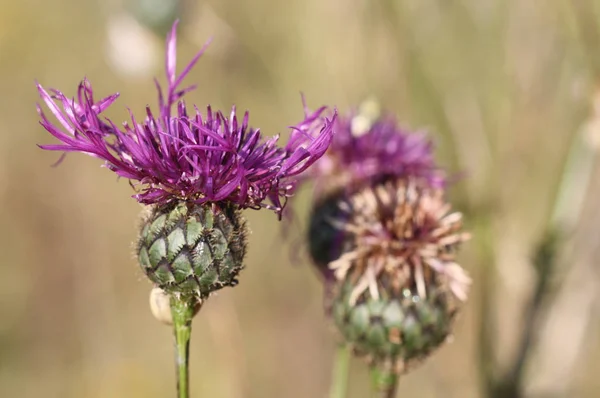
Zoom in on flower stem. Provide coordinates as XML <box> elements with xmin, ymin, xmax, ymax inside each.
<box><xmin>170</xmin><ymin>296</ymin><xmax>198</xmax><ymax>398</ymax></box>
<box><xmin>370</xmin><ymin>366</ymin><xmax>399</xmax><ymax>398</ymax></box>
<box><xmin>329</xmin><ymin>344</ymin><xmax>351</xmax><ymax>398</ymax></box>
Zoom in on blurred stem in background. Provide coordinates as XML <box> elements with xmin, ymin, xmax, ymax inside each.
<box><xmin>483</xmin><ymin>1</ymin><xmax>600</xmax><ymax>395</ymax></box>
<box><xmin>486</xmin><ymin>230</ymin><xmax>559</xmax><ymax>398</ymax></box>
<box><xmin>329</xmin><ymin>345</ymin><xmax>351</xmax><ymax>398</ymax></box>
<box><xmin>487</xmin><ymin>88</ymin><xmax>599</xmax><ymax>398</ymax></box>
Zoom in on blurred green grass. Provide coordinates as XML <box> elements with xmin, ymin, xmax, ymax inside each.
<box><xmin>0</xmin><ymin>0</ymin><xmax>599</xmax><ymax>397</ymax></box>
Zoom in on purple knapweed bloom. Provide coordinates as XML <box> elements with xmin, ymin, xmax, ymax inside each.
<box><xmin>36</xmin><ymin>21</ymin><xmax>335</xmax><ymax>217</ymax></box>
<box><xmin>306</xmin><ymin>106</ymin><xmax>443</xmax><ymax>198</ymax></box>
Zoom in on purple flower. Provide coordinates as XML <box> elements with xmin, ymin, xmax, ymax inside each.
<box><xmin>36</xmin><ymin>21</ymin><xmax>335</xmax><ymax>216</ymax></box>
<box><xmin>307</xmin><ymin>108</ymin><xmax>443</xmax><ymax>197</ymax></box>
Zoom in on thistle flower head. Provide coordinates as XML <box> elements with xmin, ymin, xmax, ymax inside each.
<box><xmin>37</xmin><ymin>21</ymin><xmax>335</xmax><ymax>299</ymax></box>
<box><xmin>37</xmin><ymin>21</ymin><xmax>335</xmax><ymax>217</ymax></box>
<box><xmin>308</xmin><ymin>102</ymin><xmax>443</xmax><ymax>198</ymax></box>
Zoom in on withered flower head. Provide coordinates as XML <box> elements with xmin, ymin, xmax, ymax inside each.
<box><xmin>329</xmin><ymin>179</ymin><xmax>470</xmax><ymax>371</ymax></box>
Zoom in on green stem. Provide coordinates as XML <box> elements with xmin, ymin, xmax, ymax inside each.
<box><xmin>170</xmin><ymin>296</ymin><xmax>198</xmax><ymax>398</ymax></box>
<box><xmin>329</xmin><ymin>344</ymin><xmax>351</xmax><ymax>398</ymax></box>
<box><xmin>370</xmin><ymin>366</ymin><xmax>399</xmax><ymax>398</ymax></box>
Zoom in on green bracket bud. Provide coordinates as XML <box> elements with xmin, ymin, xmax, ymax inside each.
<box><xmin>137</xmin><ymin>201</ymin><xmax>247</xmax><ymax>298</ymax></box>
<box><xmin>332</xmin><ymin>276</ymin><xmax>457</xmax><ymax>372</ymax></box>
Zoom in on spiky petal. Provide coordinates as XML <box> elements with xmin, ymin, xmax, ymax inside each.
<box><xmin>36</xmin><ymin>21</ymin><xmax>335</xmax><ymax>216</ymax></box>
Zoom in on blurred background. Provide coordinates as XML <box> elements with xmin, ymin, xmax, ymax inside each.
<box><xmin>1</xmin><ymin>0</ymin><xmax>599</xmax><ymax>397</ymax></box>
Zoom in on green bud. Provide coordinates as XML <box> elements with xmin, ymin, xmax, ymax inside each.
<box><xmin>332</xmin><ymin>276</ymin><xmax>457</xmax><ymax>370</ymax></box>
<box><xmin>137</xmin><ymin>201</ymin><xmax>247</xmax><ymax>298</ymax></box>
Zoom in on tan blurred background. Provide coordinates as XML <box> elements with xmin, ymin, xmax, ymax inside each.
<box><xmin>1</xmin><ymin>0</ymin><xmax>600</xmax><ymax>397</ymax></box>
